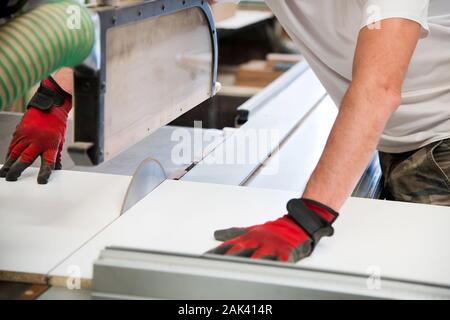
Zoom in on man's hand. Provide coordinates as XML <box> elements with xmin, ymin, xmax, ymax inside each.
<box><xmin>208</xmin><ymin>199</ymin><xmax>338</xmax><ymax>262</ymax></box>
<box><xmin>0</xmin><ymin>77</ymin><xmax>71</xmax><ymax>184</ymax></box>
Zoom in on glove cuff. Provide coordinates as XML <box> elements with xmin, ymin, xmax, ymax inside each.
<box><xmin>302</xmin><ymin>198</ymin><xmax>339</xmax><ymax>223</ymax></box>
<box><xmin>27</xmin><ymin>76</ymin><xmax>71</xmax><ymax>112</ymax></box>
<box><xmin>286</xmin><ymin>198</ymin><xmax>339</xmax><ymax>244</ymax></box>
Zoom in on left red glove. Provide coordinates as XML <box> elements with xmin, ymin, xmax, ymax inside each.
<box><xmin>0</xmin><ymin>76</ymin><xmax>71</xmax><ymax>184</ymax></box>
<box><xmin>208</xmin><ymin>198</ymin><xmax>338</xmax><ymax>262</ymax></box>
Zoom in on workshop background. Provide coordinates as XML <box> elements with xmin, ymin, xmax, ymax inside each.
<box><xmin>1</xmin><ymin>0</ymin><xmax>448</xmax><ymax>301</ymax></box>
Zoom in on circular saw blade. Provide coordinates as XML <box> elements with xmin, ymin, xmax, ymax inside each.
<box><xmin>121</xmin><ymin>158</ymin><xmax>166</xmax><ymax>215</ymax></box>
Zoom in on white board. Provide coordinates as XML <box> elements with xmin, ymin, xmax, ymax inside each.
<box><xmin>0</xmin><ymin>168</ymin><xmax>131</xmax><ymax>278</ymax></box>
<box><xmin>51</xmin><ymin>180</ymin><xmax>450</xmax><ymax>288</ymax></box>
<box><xmin>182</xmin><ymin>68</ymin><xmax>326</xmax><ymax>185</ymax></box>
<box><xmin>246</xmin><ymin>95</ymin><xmax>337</xmax><ymax>192</ymax></box>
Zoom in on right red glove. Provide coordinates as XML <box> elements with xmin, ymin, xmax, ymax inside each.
<box><xmin>0</xmin><ymin>77</ymin><xmax>71</xmax><ymax>184</ymax></box>
<box><xmin>208</xmin><ymin>198</ymin><xmax>339</xmax><ymax>262</ymax></box>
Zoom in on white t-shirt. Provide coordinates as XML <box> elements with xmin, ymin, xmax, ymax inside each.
<box><xmin>220</xmin><ymin>0</ymin><xmax>450</xmax><ymax>153</ymax></box>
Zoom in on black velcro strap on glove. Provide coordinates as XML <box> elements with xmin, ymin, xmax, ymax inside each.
<box><xmin>27</xmin><ymin>77</ymin><xmax>68</xmax><ymax>111</ymax></box>
<box><xmin>286</xmin><ymin>198</ymin><xmax>336</xmax><ymax>244</ymax></box>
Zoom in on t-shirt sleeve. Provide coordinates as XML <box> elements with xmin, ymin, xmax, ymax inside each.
<box><xmin>361</xmin><ymin>0</ymin><xmax>430</xmax><ymax>38</ymax></box>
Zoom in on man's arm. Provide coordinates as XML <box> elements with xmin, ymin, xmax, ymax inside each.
<box><xmin>53</xmin><ymin>68</ymin><xmax>74</xmax><ymax>95</ymax></box>
<box><xmin>208</xmin><ymin>18</ymin><xmax>423</xmax><ymax>263</ymax></box>
<box><xmin>302</xmin><ymin>18</ymin><xmax>422</xmax><ymax>211</ymax></box>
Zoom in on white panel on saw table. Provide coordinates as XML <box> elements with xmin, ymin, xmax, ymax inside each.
<box><xmin>0</xmin><ymin>168</ymin><xmax>131</xmax><ymax>276</ymax></box>
<box><xmin>246</xmin><ymin>95</ymin><xmax>337</xmax><ymax>192</ymax></box>
<box><xmin>182</xmin><ymin>68</ymin><xmax>327</xmax><ymax>186</ymax></box>
<box><xmin>50</xmin><ymin>180</ymin><xmax>296</xmax><ymax>280</ymax></box>
<box><xmin>52</xmin><ymin>180</ymin><xmax>450</xmax><ymax>288</ymax></box>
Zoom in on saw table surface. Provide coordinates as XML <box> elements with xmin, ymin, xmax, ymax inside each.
<box><xmin>1</xmin><ymin>170</ymin><xmax>449</xmax><ymax>288</ymax></box>
<box><xmin>0</xmin><ymin>168</ymin><xmax>130</xmax><ymax>280</ymax></box>
<box><xmin>50</xmin><ymin>179</ymin><xmax>450</xmax><ymax>288</ymax></box>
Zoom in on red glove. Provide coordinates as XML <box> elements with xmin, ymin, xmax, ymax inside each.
<box><xmin>208</xmin><ymin>198</ymin><xmax>338</xmax><ymax>262</ymax></box>
<box><xmin>0</xmin><ymin>77</ymin><xmax>71</xmax><ymax>184</ymax></box>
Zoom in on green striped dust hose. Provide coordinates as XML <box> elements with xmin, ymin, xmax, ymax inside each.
<box><xmin>0</xmin><ymin>0</ymin><xmax>95</xmax><ymax>110</ymax></box>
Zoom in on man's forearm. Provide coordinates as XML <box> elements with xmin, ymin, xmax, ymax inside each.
<box><xmin>53</xmin><ymin>68</ymin><xmax>73</xmax><ymax>95</ymax></box>
<box><xmin>302</xmin><ymin>84</ymin><xmax>400</xmax><ymax>211</ymax></box>
<box><xmin>302</xmin><ymin>18</ymin><xmax>420</xmax><ymax>212</ymax></box>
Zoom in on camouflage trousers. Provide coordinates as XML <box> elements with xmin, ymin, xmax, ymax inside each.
<box><xmin>379</xmin><ymin>138</ymin><xmax>450</xmax><ymax>206</ymax></box>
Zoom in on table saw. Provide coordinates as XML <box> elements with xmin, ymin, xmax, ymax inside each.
<box><xmin>0</xmin><ymin>0</ymin><xmax>449</xmax><ymax>300</ymax></box>
<box><xmin>1</xmin><ymin>168</ymin><xmax>450</xmax><ymax>299</ymax></box>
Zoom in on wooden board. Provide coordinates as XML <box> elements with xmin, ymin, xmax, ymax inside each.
<box><xmin>0</xmin><ymin>168</ymin><xmax>131</xmax><ymax>282</ymax></box>
<box><xmin>0</xmin><ymin>281</ymin><xmax>48</xmax><ymax>300</ymax></box>
<box><xmin>266</xmin><ymin>53</ymin><xmax>303</xmax><ymax>69</ymax></box>
<box><xmin>235</xmin><ymin>60</ymin><xmax>284</xmax><ymax>88</ymax></box>
<box><xmin>211</xmin><ymin>3</ymin><xmax>238</xmax><ymax>22</ymax></box>
<box><xmin>51</xmin><ymin>180</ymin><xmax>450</xmax><ymax>288</ymax></box>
